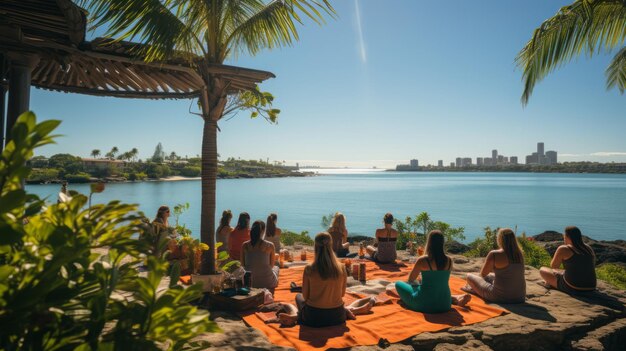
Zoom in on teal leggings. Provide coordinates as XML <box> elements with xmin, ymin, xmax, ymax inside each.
<box><xmin>395</xmin><ymin>281</ymin><xmax>451</xmax><ymax>313</ymax></box>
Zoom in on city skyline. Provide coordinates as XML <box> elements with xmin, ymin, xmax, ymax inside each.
<box><xmin>31</xmin><ymin>0</ymin><xmax>625</xmax><ymax>169</ymax></box>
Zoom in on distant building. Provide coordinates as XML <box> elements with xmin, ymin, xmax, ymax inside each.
<box><xmin>546</xmin><ymin>151</ymin><xmax>557</xmax><ymax>165</ymax></box>
<box><xmin>476</xmin><ymin>157</ymin><xmax>483</xmax><ymax>166</ymax></box>
<box><xmin>492</xmin><ymin>149</ymin><xmax>498</xmax><ymax>164</ymax></box>
<box><xmin>484</xmin><ymin>158</ymin><xmax>492</xmax><ymax>166</ymax></box>
<box><xmin>462</xmin><ymin>157</ymin><xmax>472</xmax><ymax>167</ymax></box>
<box><xmin>504</xmin><ymin>156</ymin><xmax>509</xmax><ymax>164</ymax></box>
<box><xmin>497</xmin><ymin>155</ymin><xmax>504</xmax><ymax>165</ymax></box>
<box><xmin>410</xmin><ymin>159</ymin><xmax>419</xmax><ymax>168</ymax></box>
<box><xmin>450</xmin><ymin>162</ymin><xmax>455</xmax><ymax>168</ymax></box>
<box><xmin>438</xmin><ymin>160</ymin><xmax>443</xmax><ymax>167</ymax></box>
<box><xmin>510</xmin><ymin>156</ymin><xmax>518</xmax><ymax>164</ymax></box>
<box><xmin>456</xmin><ymin>157</ymin><xmax>462</xmax><ymax>167</ymax></box>
<box><xmin>538</xmin><ymin>142</ymin><xmax>545</xmax><ymax>157</ymax></box>
<box><xmin>526</xmin><ymin>152</ymin><xmax>538</xmax><ymax>165</ymax></box>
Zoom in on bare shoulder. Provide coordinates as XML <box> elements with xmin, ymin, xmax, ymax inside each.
<box><xmin>415</xmin><ymin>255</ymin><xmax>429</xmax><ymax>269</ymax></box>
<box><xmin>276</xmin><ymin>228</ymin><xmax>282</xmax><ymax>235</ymax></box>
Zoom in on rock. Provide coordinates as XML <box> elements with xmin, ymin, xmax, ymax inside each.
<box><xmin>447</xmin><ymin>240</ymin><xmax>470</xmax><ymax>254</ymax></box>
<box><xmin>532</xmin><ymin>233</ymin><xmax>626</xmax><ymax>265</ymax></box>
<box><xmin>348</xmin><ymin>235</ymin><xmax>376</xmax><ymax>246</ymax></box>
<box><xmin>533</xmin><ymin>231</ymin><xmax>564</xmax><ymax>242</ymax></box>
<box><xmin>185</xmin><ymin>249</ymin><xmax>626</xmax><ymax>351</ymax></box>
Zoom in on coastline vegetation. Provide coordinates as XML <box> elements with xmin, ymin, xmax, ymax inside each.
<box><xmin>26</xmin><ymin>148</ymin><xmax>306</xmax><ymax>184</ymax></box>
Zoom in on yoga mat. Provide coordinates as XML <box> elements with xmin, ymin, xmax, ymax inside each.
<box><xmin>242</xmin><ymin>259</ymin><xmax>507</xmax><ymax>351</ymax></box>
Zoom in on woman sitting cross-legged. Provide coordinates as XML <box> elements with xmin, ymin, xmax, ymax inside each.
<box><xmin>463</xmin><ymin>228</ymin><xmax>526</xmax><ymax>303</ymax></box>
<box><xmin>366</xmin><ymin>212</ymin><xmax>398</xmax><ymax>263</ymax></box>
<box><xmin>241</xmin><ymin>220</ymin><xmax>279</xmax><ymax>290</ymax></box>
<box><xmin>395</xmin><ymin>230</ymin><xmax>471</xmax><ymax>313</ymax></box>
<box><xmin>264</xmin><ymin>213</ymin><xmax>283</xmax><ymax>253</ymax></box>
<box><xmin>539</xmin><ymin>226</ymin><xmax>596</xmax><ymax>294</ymax></box>
<box><xmin>273</xmin><ymin>232</ymin><xmax>375</xmax><ymax>327</ymax></box>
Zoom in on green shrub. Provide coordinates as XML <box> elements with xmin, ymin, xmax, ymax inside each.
<box><xmin>394</xmin><ymin>212</ymin><xmax>464</xmax><ymax>250</ymax></box>
<box><xmin>517</xmin><ymin>235</ymin><xmax>552</xmax><ymax>268</ymax></box>
<box><xmin>280</xmin><ymin>230</ymin><xmax>313</xmax><ymax>246</ymax></box>
<box><xmin>596</xmin><ymin>263</ymin><xmax>626</xmax><ymax>290</ymax></box>
<box><xmin>64</xmin><ymin>172</ymin><xmax>91</xmax><ymax>183</ymax></box>
<box><xmin>26</xmin><ymin>167</ymin><xmax>60</xmax><ymax>183</ymax></box>
<box><xmin>181</xmin><ymin>166</ymin><xmax>201</xmax><ymax>177</ymax></box>
<box><xmin>0</xmin><ymin>112</ymin><xmax>216</xmax><ymax>350</ymax></box>
<box><xmin>465</xmin><ymin>226</ymin><xmax>499</xmax><ymax>257</ymax></box>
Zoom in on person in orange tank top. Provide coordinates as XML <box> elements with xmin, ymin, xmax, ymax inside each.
<box><xmin>228</xmin><ymin>212</ymin><xmax>251</xmax><ymax>261</ymax></box>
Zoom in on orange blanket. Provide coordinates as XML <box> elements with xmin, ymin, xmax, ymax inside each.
<box><xmin>242</xmin><ymin>258</ymin><xmax>507</xmax><ymax>351</ymax></box>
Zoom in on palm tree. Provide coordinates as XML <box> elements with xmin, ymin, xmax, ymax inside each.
<box><xmin>91</xmin><ymin>149</ymin><xmax>100</xmax><ymax>159</ymax></box>
<box><xmin>130</xmin><ymin>148</ymin><xmax>138</xmax><ymax>162</ymax></box>
<box><xmin>517</xmin><ymin>0</ymin><xmax>626</xmax><ymax>105</ymax></box>
<box><xmin>109</xmin><ymin>146</ymin><xmax>119</xmax><ymax>160</ymax></box>
<box><xmin>79</xmin><ymin>0</ymin><xmax>335</xmax><ymax>274</ymax></box>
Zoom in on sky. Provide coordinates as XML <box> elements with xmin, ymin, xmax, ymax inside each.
<box><xmin>30</xmin><ymin>0</ymin><xmax>626</xmax><ymax>168</ymax></box>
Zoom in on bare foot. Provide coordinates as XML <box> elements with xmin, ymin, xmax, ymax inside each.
<box><xmin>460</xmin><ymin>284</ymin><xmax>474</xmax><ymax>294</ymax></box>
<box><xmin>278</xmin><ymin>313</ymin><xmax>298</xmax><ymax>327</ymax></box>
<box><xmin>456</xmin><ymin>293</ymin><xmax>472</xmax><ymax>307</ymax></box>
<box><xmin>346</xmin><ymin>308</ymin><xmax>356</xmax><ymax>320</ymax></box>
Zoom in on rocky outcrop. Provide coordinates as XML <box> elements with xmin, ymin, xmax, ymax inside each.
<box><xmin>189</xmin><ymin>247</ymin><xmax>626</xmax><ymax>351</ymax></box>
<box><xmin>532</xmin><ymin>231</ymin><xmax>626</xmax><ymax>266</ymax></box>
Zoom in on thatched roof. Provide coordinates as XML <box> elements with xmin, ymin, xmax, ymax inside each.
<box><xmin>0</xmin><ymin>0</ymin><xmax>274</xmax><ymax>99</ymax></box>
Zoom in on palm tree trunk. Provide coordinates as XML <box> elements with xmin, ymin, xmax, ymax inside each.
<box><xmin>200</xmin><ymin>117</ymin><xmax>218</xmax><ymax>274</ymax></box>
<box><xmin>199</xmin><ymin>75</ymin><xmax>227</xmax><ymax>275</ymax></box>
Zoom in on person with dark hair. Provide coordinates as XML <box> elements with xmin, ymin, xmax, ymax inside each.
<box><xmin>463</xmin><ymin>228</ymin><xmax>526</xmax><ymax>303</ymax></box>
<box><xmin>271</xmin><ymin>232</ymin><xmax>375</xmax><ymax>327</ymax></box>
<box><xmin>242</xmin><ymin>221</ymin><xmax>279</xmax><ymax>290</ymax></box>
<box><xmin>153</xmin><ymin>205</ymin><xmax>170</xmax><ymax>227</ymax></box>
<box><xmin>539</xmin><ymin>226</ymin><xmax>596</xmax><ymax>294</ymax></box>
<box><xmin>265</xmin><ymin>213</ymin><xmax>283</xmax><ymax>252</ymax></box>
<box><xmin>366</xmin><ymin>213</ymin><xmax>398</xmax><ymax>263</ymax></box>
<box><xmin>228</xmin><ymin>212</ymin><xmax>251</xmax><ymax>261</ymax></box>
<box><xmin>395</xmin><ymin>230</ymin><xmax>471</xmax><ymax>313</ymax></box>
<box><xmin>216</xmin><ymin>210</ymin><xmax>234</xmax><ymax>253</ymax></box>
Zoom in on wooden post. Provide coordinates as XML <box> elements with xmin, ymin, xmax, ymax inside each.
<box><xmin>5</xmin><ymin>53</ymin><xmax>39</xmax><ymax>145</ymax></box>
<box><xmin>0</xmin><ymin>54</ymin><xmax>7</xmax><ymax>151</ymax></box>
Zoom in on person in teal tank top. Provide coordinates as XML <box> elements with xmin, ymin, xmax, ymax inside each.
<box><xmin>395</xmin><ymin>230</ymin><xmax>471</xmax><ymax>313</ymax></box>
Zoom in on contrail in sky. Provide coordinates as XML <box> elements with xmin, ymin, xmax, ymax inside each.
<box><xmin>354</xmin><ymin>0</ymin><xmax>367</xmax><ymax>63</ymax></box>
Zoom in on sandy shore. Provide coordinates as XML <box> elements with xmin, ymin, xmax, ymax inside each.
<box><xmin>157</xmin><ymin>176</ymin><xmax>201</xmax><ymax>182</ymax></box>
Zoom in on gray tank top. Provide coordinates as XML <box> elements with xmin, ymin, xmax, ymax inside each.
<box><xmin>244</xmin><ymin>243</ymin><xmax>278</xmax><ymax>289</ymax></box>
<box><xmin>492</xmin><ymin>262</ymin><xmax>526</xmax><ymax>301</ymax></box>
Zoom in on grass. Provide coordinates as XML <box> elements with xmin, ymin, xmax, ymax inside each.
<box><xmin>596</xmin><ymin>263</ymin><xmax>626</xmax><ymax>290</ymax></box>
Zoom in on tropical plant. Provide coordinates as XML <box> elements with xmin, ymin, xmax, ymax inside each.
<box><xmin>517</xmin><ymin>232</ymin><xmax>552</xmax><ymax>269</ymax></box>
<box><xmin>394</xmin><ymin>212</ymin><xmax>466</xmax><ymax>250</ymax></box>
<box><xmin>517</xmin><ymin>0</ymin><xmax>626</xmax><ymax>104</ymax></box>
<box><xmin>465</xmin><ymin>226</ymin><xmax>499</xmax><ymax>258</ymax></box>
<box><xmin>280</xmin><ymin>230</ymin><xmax>314</xmax><ymax>246</ymax></box>
<box><xmin>78</xmin><ymin>0</ymin><xmax>335</xmax><ymax>274</ymax></box>
<box><xmin>91</xmin><ymin>148</ymin><xmax>101</xmax><ymax>158</ymax></box>
<box><xmin>320</xmin><ymin>212</ymin><xmax>335</xmax><ymax>229</ymax></box>
<box><xmin>596</xmin><ymin>263</ymin><xmax>626</xmax><ymax>289</ymax></box>
<box><xmin>151</xmin><ymin>142</ymin><xmax>165</xmax><ymax>163</ymax></box>
<box><xmin>0</xmin><ymin>112</ymin><xmax>217</xmax><ymax>350</ymax></box>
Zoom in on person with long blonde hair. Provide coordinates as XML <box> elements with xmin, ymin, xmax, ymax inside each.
<box><xmin>395</xmin><ymin>230</ymin><xmax>471</xmax><ymax>313</ymax></box>
<box><xmin>539</xmin><ymin>226</ymin><xmax>596</xmax><ymax>294</ymax></box>
<box><xmin>216</xmin><ymin>210</ymin><xmax>233</xmax><ymax>253</ymax></box>
<box><xmin>271</xmin><ymin>232</ymin><xmax>374</xmax><ymax>327</ymax></box>
<box><xmin>463</xmin><ymin>228</ymin><xmax>526</xmax><ymax>303</ymax></box>
<box><xmin>328</xmin><ymin>212</ymin><xmax>350</xmax><ymax>257</ymax></box>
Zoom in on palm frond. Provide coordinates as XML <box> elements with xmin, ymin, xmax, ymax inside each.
<box><xmin>516</xmin><ymin>0</ymin><xmax>626</xmax><ymax>105</ymax></box>
<box><xmin>224</xmin><ymin>0</ymin><xmax>336</xmax><ymax>60</ymax></box>
<box><xmin>606</xmin><ymin>46</ymin><xmax>626</xmax><ymax>92</ymax></box>
<box><xmin>76</xmin><ymin>0</ymin><xmax>205</xmax><ymax>62</ymax></box>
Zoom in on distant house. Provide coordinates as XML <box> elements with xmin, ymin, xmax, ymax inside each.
<box><xmin>81</xmin><ymin>158</ymin><xmax>125</xmax><ymax>173</ymax></box>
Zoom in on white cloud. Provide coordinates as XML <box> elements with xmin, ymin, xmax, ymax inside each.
<box><xmin>560</xmin><ymin>153</ymin><xmax>584</xmax><ymax>157</ymax></box>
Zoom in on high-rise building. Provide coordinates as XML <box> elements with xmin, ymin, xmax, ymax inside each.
<box><xmin>504</xmin><ymin>156</ymin><xmax>509</xmax><ymax>164</ymax></box>
<box><xmin>510</xmin><ymin>156</ymin><xmax>518</xmax><ymax>164</ymax></box>
<box><xmin>537</xmin><ymin>142</ymin><xmax>545</xmax><ymax>157</ymax></box>
<box><xmin>484</xmin><ymin>158</ymin><xmax>492</xmax><ymax>166</ymax></box>
<box><xmin>462</xmin><ymin>157</ymin><xmax>472</xmax><ymax>167</ymax></box>
<box><xmin>477</xmin><ymin>157</ymin><xmax>483</xmax><ymax>166</ymax></box>
<box><xmin>438</xmin><ymin>160</ymin><xmax>443</xmax><ymax>167</ymax></box>
<box><xmin>492</xmin><ymin>149</ymin><xmax>497</xmax><ymax>164</ymax></box>
<box><xmin>497</xmin><ymin>155</ymin><xmax>504</xmax><ymax>164</ymax></box>
<box><xmin>455</xmin><ymin>157</ymin><xmax>462</xmax><ymax>167</ymax></box>
<box><xmin>526</xmin><ymin>152</ymin><xmax>538</xmax><ymax>165</ymax></box>
<box><xmin>546</xmin><ymin>151</ymin><xmax>557</xmax><ymax>165</ymax></box>
<box><xmin>450</xmin><ymin>162</ymin><xmax>455</xmax><ymax>168</ymax></box>
<box><xmin>410</xmin><ymin>159</ymin><xmax>419</xmax><ymax>168</ymax></box>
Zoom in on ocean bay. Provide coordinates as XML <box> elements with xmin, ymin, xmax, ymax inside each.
<box><xmin>27</xmin><ymin>171</ymin><xmax>626</xmax><ymax>242</ymax></box>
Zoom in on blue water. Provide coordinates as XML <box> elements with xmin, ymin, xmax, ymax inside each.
<box><xmin>26</xmin><ymin>171</ymin><xmax>626</xmax><ymax>242</ymax></box>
